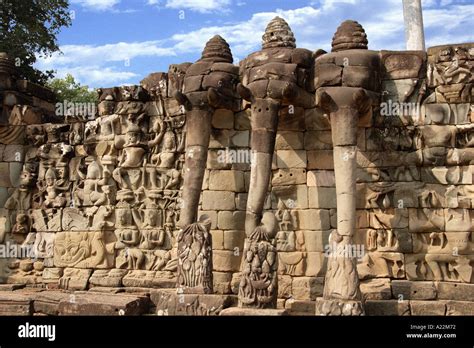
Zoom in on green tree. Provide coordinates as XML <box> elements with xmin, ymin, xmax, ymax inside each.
<box><xmin>47</xmin><ymin>74</ymin><xmax>97</xmax><ymax>103</ymax></box>
<box><xmin>0</xmin><ymin>0</ymin><xmax>71</xmax><ymax>85</ymax></box>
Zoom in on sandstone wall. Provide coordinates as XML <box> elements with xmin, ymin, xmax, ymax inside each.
<box><xmin>0</xmin><ymin>43</ymin><xmax>473</xmax><ymax>315</ymax></box>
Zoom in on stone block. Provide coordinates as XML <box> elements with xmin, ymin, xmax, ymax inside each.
<box><xmin>307</xmin><ymin>150</ymin><xmax>334</xmax><ymax>170</ymax></box>
<box><xmin>0</xmin><ymin>292</ymin><xmax>33</xmax><ymax>315</ymax></box>
<box><xmin>292</xmin><ymin>276</ymin><xmax>324</xmax><ymax>300</ymax></box>
<box><xmin>209</xmin><ymin>170</ymin><xmax>245</xmax><ymax>192</ymax></box>
<box><xmin>304</xmin><ymin>130</ymin><xmax>333</xmax><ymax>150</ymax></box>
<box><xmin>9</xmin><ymin>162</ymin><xmax>22</xmax><ymax>187</ymax></box>
<box><xmin>217</xmin><ymin>211</ymin><xmax>245</xmax><ymax>230</ymax></box>
<box><xmin>207</xmin><ymin>150</ymin><xmax>232</xmax><ymax>170</ymax></box>
<box><xmin>220</xmin><ymin>307</ymin><xmax>288</xmax><ymax>316</ymax></box>
<box><xmin>202</xmin><ymin>191</ymin><xmax>235</xmax><ymax>210</ymax></box>
<box><xmin>381</xmin><ymin>50</ymin><xmax>426</xmax><ymax>79</ymax></box>
<box><xmin>271</xmin><ymin>184</ymin><xmax>308</xmax><ymax>209</ymax></box>
<box><xmin>0</xmin><ymin>163</ymin><xmax>11</xmax><ymax>187</ymax></box>
<box><xmin>275</xmin><ymin>131</ymin><xmax>304</xmax><ymax>150</ymax></box>
<box><xmin>298</xmin><ymin>209</ymin><xmax>331</xmax><ymax>230</ymax></box>
<box><xmin>57</xmin><ymin>293</ymin><xmax>150</xmax><ymax>315</ymax></box>
<box><xmin>445</xmin><ymin>300</ymin><xmax>474</xmax><ymax>316</ymax></box>
<box><xmin>410</xmin><ymin>301</ymin><xmax>446</xmax><ymax>316</ymax></box>
<box><xmin>2</xmin><ymin>145</ymin><xmax>24</xmax><ymax>162</ymax></box>
<box><xmin>278</xmin><ymin>275</ymin><xmax>292</xmax><ymax>299</ymax></box>
<box><xmin>231</xmin><ymin>131</ymin><xmax>249</xmax><ymax>147</ymax></box>
<box><xmin>365</xmin><ymin>300</ymin><xmax>410</xmax><ymax>316</ymax></box>
<box><xmin>308</xmin><ymin>187</ymin><xmax>337</xmax><ymax>209</ymax></box>
<box><xmin>305</xmin><ymin>252</ymin><xmax>326</xmax><ymax>277</ymax></box>
<box><xmin>223</xmin><ymin>230</ymin><xmax>245</xmax><ymax>251</ymax></box>
<box><xmin>302</xmin><ymin>230</ymin><xmax>331</xmax><ymax>252</ymax></box>
<box><xmin>272</xmin><ymin>168</ymin><xmax>307</xmax><ymax>186</ymax></box>
<box><xmin>437</xmin><ymin>282</ymin><xmax>474</xmax><ymax>301</ymax></box>
<box><xmin>212</xmin><ymin>109</ymin><xmax>234</xmax><ymax>129</ymax></box>
<box><xmin>213</xmin><ymin>250</ymin><xmax>241</xmax><ymax>272</ymax></box>
<box><xmin>391</xmin><ymin>280</ymin><xmax>437</xmax><ymax>300</ymax></box>
<box><xmin>276</xmin><ymin>150</ymin><xmax>307</xmax><ymax>168</ymax></box>
<box><xmin>360</xmin><ymin>278</ymin><xmax>392</xmax><ymax>301</ymax></box>
<box><xmin>307</xmin><ymin>170</ymin><xmax>335</xmax><ymax>187</ymax></box>
<box><xmin>211</xmin><ymin>230</ymin><xmax>224</xmax><ymax>249</ymax></box>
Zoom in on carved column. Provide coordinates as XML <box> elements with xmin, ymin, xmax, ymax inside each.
<box><xmin>314</xmin><ymin>20</ymin><xmax>380</xmax><ymax>316</ymax></box>
<box><xmin>175</xmin><ymin>36</ymin><xmax>239</xmax><ymax>293</ymax></box>
<box><xmin>237</xmin><ymin>17</ymin><xmax>314</xmax><ymax>309</ymax></box>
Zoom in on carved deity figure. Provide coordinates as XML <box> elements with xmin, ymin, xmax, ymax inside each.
<box><xmin>177</xmin><ymin>215</ymin><xmax>213</xmax><ymax>293</ymax></box>
<box><xmin>238</xmin><ymin>212</ymin><xmax>278</xmax><ymax>308</ymax></box>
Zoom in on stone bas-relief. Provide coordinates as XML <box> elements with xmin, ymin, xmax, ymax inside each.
<box><xmin>0</xmin><ymin>21</ymin><xmax>474</xmax><ymax>316</ymax></box>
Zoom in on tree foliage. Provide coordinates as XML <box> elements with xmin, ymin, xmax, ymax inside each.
<box><xmin>47</xmin><ymin>74</ymin><xmax>98</xmax><ymax>103</ymax></box>
<box><xmin>0</xmin><ymin>0</ymin><xmax>71</xmax><ymax>85</ymax></box>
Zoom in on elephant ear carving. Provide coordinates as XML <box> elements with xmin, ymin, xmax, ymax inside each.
<box><xmin>237</xmin><ymin>83</ymin><xmax>253</xmax><ymax>102</ymax></box>
<box><xmin>317</xmin><ymin>90</ymin><xmax>337</xmax><ymax>113</ymax></box>
<box><xmin>352</xmin><ymin>88</ymin><xmax>371</xmax><ymax>115</ymax></box>
<box><xmin>173</xmin><ymin>91</ymin><xmax>192</xmax><ymax>111</ymax></box>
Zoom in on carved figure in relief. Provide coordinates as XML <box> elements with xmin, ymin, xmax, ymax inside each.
<box><xmin>239</xmin><ymin>212</ymin><xmax>278</xmax><ymax>308</ymax></box>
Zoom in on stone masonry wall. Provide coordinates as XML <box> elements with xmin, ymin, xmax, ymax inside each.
<box><xmin>0</xmin><ymin>42</ymin><xmax>473</xmax><ymax>315</ymax></box>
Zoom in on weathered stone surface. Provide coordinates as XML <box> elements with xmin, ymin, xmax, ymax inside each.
<box><xmin>217</xmin><ymin>211</ymin><xmax>245</xmax><ymax>230</ymax></box>
<box><xmin>209</xmin><ymin>170</ymin><xmax>245</xmax><ymax>192</ymax></box>
<box><xmin>391</xmin><ymin>280</ymin><xmax>437</xmax><ymax>300</ymax></box>
<box><xmin>285</xmin><ymin>299</ymin><xmax>316</xmax><ymax>316</ymax></box>
<box><xmin>272</xmin><ymin>168</ymin><xmax>307</xmax><ymax>186</ymax></box>
<box><xmin>213</xmin><ymin>272</ymin><xmax>232</xmax><ymax>294</ymax></box>
<box><xmin>276</xmin><ymin>150</ymin><xmax>307</xmax><ymax>168</ymax></box>
<box><xmin>308</xmin><ymin>187</ymin><xmax>337</xmax><ymax>208</ymax></box>
<box><xmin>307</xmin><ymin>150</ymin><xmax>334</xmax><ymax>170</ymax></box>
<box><xmin>437</xmin><ymin>282</ymin><xmax>474</xmax><ymax>301</ymax></box>
<box><xmin>202</xmin><ymin>191</ymin><xmax>235</xmax><ymax>210</ymax></box>
<box><xmin>213</xmin><ymin>250</ymin><xmax>241</xmax><ymax>272</ymax></box>
<box><xmin>151</xmin><ymin>289</ymin><xmax>233</xmax><ymax>315</ymax></box>
<box><xmin>292</xmin><ymin>276</ymin><xmax>324</xmax><ymax>300</ymax></box>
<box><xmin>302</xmin><ymin>230</ymin><xmax>331</xmax><ymax>252</ymax></box>
<box><xmin>445</xmin><ymin>300</ymin><xmax>474</xmax><ymax>316</ymax></box>
<box><xmin>33</xmin><ymin>291</ymin><xmax>74</xmax><ymax>315</ymax></box>
<box><xmin>220</xmin><ymin>307</ymin><xmax>288</xmax><ymax>316</ymax></box>
<box><xmin>212</xmin><ymin>109</ymin><xmax>234</xmax><ymax>129</ymax></box>
<box><xmin>365</xmin><ymin>300</ymin><xmax>410</xmax><ymax>316</ymax></box>
<box><xmin>360</xmin><ymin>278</ymin><xmax>392</xmax><ymax>300</ymax></box>
<box><xmin>223</xmin><ymin>230</ymin><xmax>245</xmax><ymax>250</ymax></box>
<box><xmin>57</xmin><ymin>293</ymin><xmax>150</xmax><ymax>315</ymax></box>
<box><xmin>410</xmin><ymin>301</ymin><xmax>446</xmax><ymax>316</ymax></box>
<box><xmin>275</xmin><ymin>131</ymin><xmax>304</xmax><ymax>150</ymax></box>
<box><xmin>298</xmin><ymin>209</ymin><xmax>331</xmax><ymax>230</ymax></box>
<box><xmin>0</xmin><ymin>292</ymin><xmax>33</xmax><ymax>315</ymax></box>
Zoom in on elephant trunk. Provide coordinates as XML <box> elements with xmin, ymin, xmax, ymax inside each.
<box><xmin>245</xmin><ymin>98</ymin><xmax>280</xmax><ymax>237</ymax></box>
<box><xmin>179</xmin><ymin>108</ymin><xmax>213</xmax><ymax>227</ymax></box>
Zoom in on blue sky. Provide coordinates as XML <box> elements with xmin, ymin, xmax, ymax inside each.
<box><xmin>35</xmin><ymin>0</ymin><xmax>474</xmax><ymax>88</ymax></box>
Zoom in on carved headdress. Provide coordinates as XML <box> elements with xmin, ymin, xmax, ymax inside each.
<box><xmin>262</xmin><ymin>16</ymin><xmax>296</xmax><ymax>49</ymax></box>
<box><xmin>331</xmin><ymin>20</ymin><xmax>368</xmax><ymax>52</ymax></box>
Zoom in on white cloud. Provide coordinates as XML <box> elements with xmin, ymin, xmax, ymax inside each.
<box><xmin>42</xmin><ymin>1</ymin><xmax>474</xmax><ymax>87</ymax></box>
<box><xmin>56</xmin><ymin>66</ymin><xmax>138</xmax><ymax>86</ymax></box>
<box><xmin>36</xmin><ymin>41</ymin><xmax>177</xmax><ymax>87</ymax></box>
<box><xmin>71</xmin><ymin>0</ymin><xmax>121</xmax><ymax>11</ymax></box>
<box><xmin>147</xmin><ymin>0</ymin><xmax>232</xmax><ymax>13</ymax></box>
